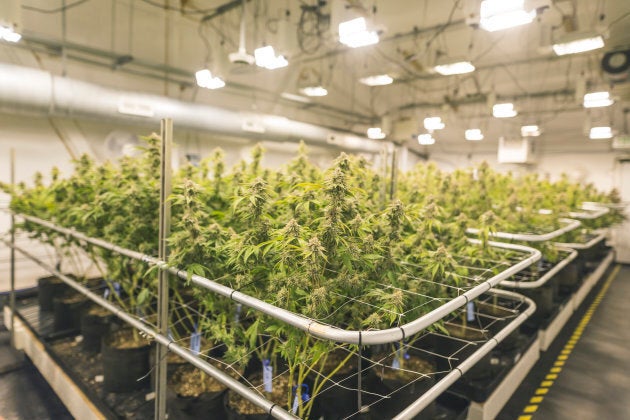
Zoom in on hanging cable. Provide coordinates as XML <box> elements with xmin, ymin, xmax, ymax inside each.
<box><xmin>22</xmin><ymin>0</ymin><xmax>91</xmax><ymax>14</ymax></box>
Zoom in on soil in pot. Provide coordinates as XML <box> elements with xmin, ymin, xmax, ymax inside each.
<box><xmin>102</xmin><ymin>327</ymin><xmax>151</xmax><ymax>393</ymax></box>
<box><xmin>53</xmin><ymin>292</ymin><xmax>89</xmax><ymax>333</ymax></box>
<box><xmin>38</xmin><ymin>275</ymin><xmax>71</xmax><ymax>311</ymax></box>
<box><xmin>369</xmin><ymin>350</ymin><xmax>437</xmax><ymax>419</ymax></box>
<box><xmin>80</xmin><ymin>305</ymin><xmax>113</xmax><ymax>353</ymax></box>
<box><xmin>225</xmin><ymin>371</ymin><xmax>290</xmax><ymax>420</ymax></box>
<box><xmin>168</xmin><ymin>361</ymin><xmax>243</xmax><ymax>420</ymax></box>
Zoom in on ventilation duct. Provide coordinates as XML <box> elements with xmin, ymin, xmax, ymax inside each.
<box><xmin>0</xmin><ymin>63</ymin><xmax>382</xmax><ymax>153</ymax></box>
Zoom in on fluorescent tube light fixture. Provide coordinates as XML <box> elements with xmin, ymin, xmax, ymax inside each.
<box><xmin>552</xmin><ymin>34</ymin><xmax>604</xmax><ymax>56</ymax></box>
<box><xmin>583</xmin><ymin>91</ymin><xmax>614</xmax><ymax>108</ymax></box>
<box><xmin>479</xmin><ymin>0</ymin><xmax>535</xmax><ymax>32</ymax></box>
<box><xmin>434</xmin><ymin>61</ymin><xmax>476</xmax><ymax>75</ymax></box>
<box><xmin>493</xmin><ymin>103</ymin><xmax>517</xmax><ymax>118</ymax></box>
<box><xmin>338</xmin><ymin>17</ymin><xmax>379</xmax><ymax>48</ymax></box>
<box><xmin>589</xmin><ymin>126</ymin><xmax>613</xmax><ymax>139</ymax></box>
<box><xmin>195</xmin><ymin>69</ymin><xmax>225</xmax><ymax>90</ymax></box>
<box><xmin>418</xmin><ymin>134</ymin><xmax>436</xmax><ymax>145</ymax></box>
<box><xmin>281</xmin><ymin>92</ymin><xmax>312</xmax><ymax>104</ymax></box>
<box><xmin>465</xmin><ymin>129</ymin><xmax>484</xmax><ymax>141</ymax></box>
<box><xmin>359</xmin><ymin>74</ymin><xmax>394</xmax><ymax>86</ymax></box>
<box><xmin>521</xmin><ymin>125</ymin><xmax>541</xmax><ymax>137</ymax></box>
<box><xmin>367</xmin><ymin>127</ymin><xmax>386</xmax><ymax>139</ymax></box>
<box><xmin>424</xmin><ymin>117</ymin><xmax>445</xmax><ymax>130</ymax></box>
<box><xmin>299</xmin><ymin>86</ymin><xmax>328</xmax><ymax>97</ymax></box>
<box><xmin>0</xmin><ymin>25</ymin><xmax>20</xmax><ymax>43</ymax></box>
<box><xmin>254</xmin><ymin>45</ymin><xmax>288</xmax><ymax>70</ymax></box>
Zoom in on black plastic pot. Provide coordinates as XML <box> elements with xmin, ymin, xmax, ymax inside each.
<box><xmin>38</xmin><ymin>275</ymin><xmax>70</xmax><ymax>311</ymax></box>
<box><xmin>520</xmin><ymin>285</ymin><xmax>554</xmax><ymax>325</ymax></box>
<box><xmin>102</xmin><ymin>329</ymin><xmax>151</xmax><ymax>393</ymax></box>
<box><xmin>53</xmin><ymin>292</ymin><xmax>89</xmax><ymax>333</ymax></box>
<box><xmin>170</xmin><ymin>391</ymin><xmax>228</xmax><ymax>420</ymax></box>
<box><xmin>80</xmin><ymin>306</ymin><xmax>113</xmax><ymax>353</ymax></box>
<box><xmin>556</xmin><ymin>262</ymin><xmax>580</xmax><ymax>295</ymax></box>
<box><xmin>368</xmin><ymin>350</ymin><xmax>436</xmax><ymax>419</ymax></box>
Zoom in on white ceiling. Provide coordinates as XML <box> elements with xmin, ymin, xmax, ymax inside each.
<box><xmin>2</xmin><ymin>0</ymin><xmax>630</xmax><ymax>154</ymax></box>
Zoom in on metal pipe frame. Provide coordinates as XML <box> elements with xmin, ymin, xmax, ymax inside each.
<box><xmin>14</xmin><ymin>213</ymin><xmax>541</xmax><ymax>345</ymax></box>
<box><xmin>392</xmin><ymin>288</ymin><xmax>537</xmax><ymax>420</ymax></box>
<box><xmin>499</xmin><ymin>248</ymin><xmax>578</xmax><ymax>289</ymax></box>
<box><xmin>2</xmin><ymin>238</ymin><xmax>298</xmax><ymax>420</ymax></box>
<box><xmin>466</xmin><ymin>218</ymin><xmax>581</xmax><ymax>243</ymax></box>
<box><xmin>553</xmin><ymin>232</ymin><xmax>607</xmax><ymax>251</ymax></box>
<box><xmin>9</xmin><ymin>149</ymin><xmax>16</xmax><ymax>347</ymax></box>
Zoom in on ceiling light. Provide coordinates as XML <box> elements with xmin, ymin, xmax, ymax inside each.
<box><xmin>254</xmin><ymin>45</ymin><xmax>288</xmax><ymax>70</ymax></box>
<box><xmin>493</xmin><ymin>103</ymin><xmax>517</xmax><ymax>118</ymax></box>
<box><xmin>589</xmin><ymin>126</ymin><xmax>613</xmax><ymax>139</ymax></box>
<box><xmin>479</xmin><ymin>0</ymin><xmax>535</xmax><ymax>32</ymax></box>
<box><xmin>0</xmin><ymin>25</ymin><xmax>21</xmax><ymax>43</ymax></box>
<box><xmin>299</xmin><ymin>86</ymin><xmax>328</xmax><ymax>97</ymax></box>
<box><xmin>465</xmin><ymin>129</ymin><xmax>484</xmax><ymax>141</ymax></box>
<box><xmin>281</xmin><ymin>92</ymin><xmax>312</xmax><ymax>104</ymax></box>
<box><xmin>417</xmin><ymin>134</ymin><xmax>436</xmax><ymax>145</ymax></box>
<box><xmin>338</xmin><ymin>17</ymin><xmax>379</xmax><ymax>48</ymax></box>
<box><xmin>521</xmin><ymin>125</ymin><xmax>541</xmax><ymax>137</ymax></box>
<box><xmin>359</xmin><ymin>74</ymin><xmax>394</xmax><ymax>86</ymax></box>
<box><xmin>434</xmin><ymin>61</ymin><xmax>476</xmax><ymax>75</ymax></box>
<box><xmin>367</xmin><ymin>127</ymin><xmax>386</xmax><ymax>139</ymax></box>
<box><xmin>424</xmin><ymin>117</ymin><xmax>445</xmax><ymax>130</ymax></box>
<box><xmin>552</xmin><ymin>34</ymin><xmax>604</xmax><ymax>56</ymax></box>
<box><xmin>195</xmin><ymin>69</ymin><xmax>225</xmax><ymax>90</ymax></box>
<box><xmin>583</xmin><ymin>91</ymin><xmax>614</xmax><ymax>108</ymax></box>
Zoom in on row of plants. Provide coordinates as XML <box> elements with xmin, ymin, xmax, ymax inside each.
<box><xmin>1</xmin><ymin>137</ymin><xmax>623</xmax><ymax>418</ymax></box>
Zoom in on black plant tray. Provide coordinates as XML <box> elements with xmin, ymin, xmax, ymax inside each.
<box><xmin>14</xmin><ymin>297</ymin><xmax>151</xmax><ymax>420</ymax></box>
<box><xmin>434</xmin><ymin>391</ymin><xmax>470</xmax><ymax>420</ymax></box>
<box><xmin>445</xmin><ymin>330</ymin><xmax>538</xmax><ymax>403</ymax></box>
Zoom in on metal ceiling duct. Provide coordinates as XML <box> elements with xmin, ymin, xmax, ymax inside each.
<box><xmin>0</xmin><ymin>62</ymin><xmax>382</xmax><ymax>152</ymax></box>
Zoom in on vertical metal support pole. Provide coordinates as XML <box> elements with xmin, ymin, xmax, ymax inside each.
<box><xmin>357</xmin><ymin>344</ymin><xmax>363</xmax><ymax>414</ymax></box>
<box><xmin>154</xmin><ymin>119</ymin><xmax>172</xmax><ymax>420</ymax></box>
<box><xmin>389</xmin><ymin>145</ymin><xmax>398</xmax><ymax>200</ymax></box>
<box><xmin>9</xmin><ymin>148</ymin><xmax>16</xmax><ymax>347</ymax></box>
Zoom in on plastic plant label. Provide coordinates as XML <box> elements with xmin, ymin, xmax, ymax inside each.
<box><xmin>293</xmin><ymin>394</ymin><xmax>299</xmax><ymax>414</ymax></box>
<box><xmin>145</xmin><ymin>392</ymin><xmax>155</xmax><ymax>401</ymax></box>
<box><xmin>391</xmin><ymin>357</ymin><xmax>400</xmax><ymax>370</ymax></box>
<box><xmin>234</xmin><ymin>303</ymin><xmax>242</xmax><ymax>324</ymax></box>
<box><xmin>190</xmin><ymin>324</ymin><xmax>201</xmax><ymax>356</ymax></box>
<box><xmin>114</xmin><ymin>282</ymin><xmax>121</xmax><ymax>296</ymax></box>
<box><xmin>103</xmin><ymin>289</ymin><xmax>110</xmax><ymax>299</ymax></box>
<box><xmin>292</xmin><ymin>385</ymin><xmax>310</xmax><ymax>414</ymax></box>
<box><xmin>74</xmin><ymin>335</ymin><xmax>84</xmax><ymax>343</ymax></box>
<box><xmin>263</xmin><ymin>359</ymin><xmax>273</xmax><ymax>393</ymax></box>
<box><xmin>167</xmin><ymin>328</ymin><xmax>174</xmax><ymax>342</ymax></box>
<box><xmin>94</xmin><ymin>375</ymin><xmax>104</xmax><ymax>383</ymax></box>
<box><xmin>467</xmin><ymin>301</ymin><xmax>475</xmax><ymax>322</ymax></box>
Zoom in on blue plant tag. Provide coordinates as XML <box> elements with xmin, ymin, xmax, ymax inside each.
<box><xmin>263</xmin><ymin>359</ymin><xmax>273</xmax><ymax>393</ymax></box>
<box><xmin>103</xmin><ymin>288</ymin><xmax>110</xmax><ymax>299</ymax></box>
<box><xmin>292</xmin><ymin>385</ymin><xmax>309</xmax><ymax>414</ymax></box>
<box><xmin>467</xmin><ymin>301</ymin><xmax>475</xmax><ymax>322</ymax></box>
<box><xmin>391</xmin><ymin>357</ymin><xmax>400</xmax><ymax>370</ymax></box>
<box><xmin>114</xmin><ymin>282</ymin><xmax>121</xmax><ymax>296</ymax></box>
<box><xmin>190</xmin><ymin>323</ymin><xmax>201</xmax><ymax>355</ymax></box>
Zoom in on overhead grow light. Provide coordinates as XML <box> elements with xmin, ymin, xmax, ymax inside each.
<box><xmin>254</xmin><ymin>45</ymin><xmax>288</xmax><ymax>70</ymax></box>
<box><xmin>589</xmin><ymin>126</ymin><xmax>613</xmax><ymax>139</ymax></box>
<box><xmin>521</xmin><ymin>125</ymin><xmax>541</xmax><ymax>137</ymax></box>
<box><xmin>434</xmin><ymin>61</ymin><xmax>476</xmax><ymax>75</ymax></box>
<box><xmin>465</xmin><ymin>129</ymin><xmax>484</xmax><ymax>141</ymax></box>
<box><xmin>479</xmin><ymin>0</ymin><xmax>535</xmax><ymax>32</ymax></box>
<box><xmin>553</xmin><ymin>33</ymin><xmax>604</xmax><ymax>56</ymax></box>
<box><xmin>583</xmin><ymin>91</ymin><xmax>614</xmax><ymax>108</ymax></box>
<box><xmin>338</xmin><ymin>17</ymin><xmax>379</xmax><ymax>48</ymax></box>
<box><xmin>418</xmin><ymin>133</ymin><xmax>436</xmax><ymax>145</ymax></box>
<box><xmin>493</xmin><ymin>103</ymin><xmax>517</xmax><ymax>118</ymax></box>
<box><xmin>359</xmin><ymin>74</ymin><xmax>394</xmax><ymax>86</ymax></box>
<box><xmin>195</xmin><ymin>69</ymin><xmax>225</xmax><ymax>90</ymax></box>
<box><xmin>367</xmin><ymin>127</ymin><xmax>386</xmax><ymax>139</ymax></box>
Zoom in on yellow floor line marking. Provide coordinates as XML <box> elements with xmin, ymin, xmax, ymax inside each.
<box><xmin>524</xmin><ymin>405</ymin><xmax>539</xmax><ymax>413</ymax></box>
<box><xmin>518</xmin><ymin>264</ymin><xmax>621</xmax><ymax>419</ymax></box>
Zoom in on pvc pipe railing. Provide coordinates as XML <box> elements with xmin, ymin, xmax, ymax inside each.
<box><xmin>582</xmin><ymin>201</ymin><xmax>628</xmax><ymax>210</ymax></box>
<box><xmin>567</xmin><ymin>204</ymin><xmax>610</xmax><ymax>220</ymax></box>
<box><xmin>553</xmin><ymin>232</ymin><xmax>606</xmax><ymax>251</ymax></box>
<box><xmin>466</xmin><ymin>218</ymin><xmax>581</xmax><ymax>242</ymax></box>
<box><xmin>2</xmin><ymin>238</ymin><xmax>298</xmax><ymax>420</ymax></box>
<box><xmin>499</xmin><ymin>248</ymin><xmax>578</xmax><ymax>289</ymax></box>
<box><xmin>393</xmin><ymin>288</ymin><xmax>536</xmax><ymax>420</ymax></box>
<box><xmin>15</xmin><ymin>213</ymin><xmax>541</xmax><ymax>345</ymax></box>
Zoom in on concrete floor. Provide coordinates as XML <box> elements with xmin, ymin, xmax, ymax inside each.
<box><xmin>500</xmin><ymin>264</ymin><xmax>630</xmax><ymax>419</ymax></box>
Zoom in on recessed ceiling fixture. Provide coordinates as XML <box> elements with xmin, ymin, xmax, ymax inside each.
<box><xmin>359</xmin><ymin>74</ymin><xmax>394</xmax><ymax>86</ymax></box>
<box><xmin>299</xmin><ymin>86</ymin><xmax>328</xmax><ymax>97</ymax></box>
<box><xmin>552</xmin><ymin>33</ymin><xmax>605</xmax><ymax>56</ymax></box>
<box><xmin>493</xmin><ymin>103</ymin><xmax>517</xmax><ymax>118</ymax></box>
<box><xmin>367</xmin><ymin>127</ymin><xmax>386</xmax><ymax>139</ymax></box>
<box><xmin>254</xmin><ymin>46</ymin><xmax>288</xmax><ymax>70</ymax></box>
<box><xmin>521</xmin><ymin>125</ymin><xmax>541</xmax><ymax>137</ymax></box>
<box><xmin>418</xmin><ymin>133</ymin><xmax>436</xmax><ymax>145</ymax></box>
<box><xmin>0</xmin><ymin>24</ymin><xmax>20</xmax><ymax>42</ymax></box>
<box><xmin>583</xmin><ymin>91</ymin><xmax>614</xmax><ymax>108</ymax></box>
<box><xmin>479</xmin><ymin>0</ymin><xmax>535</xmax><ymax>32</ymax></box>
<box><xmin>338</xmin><ymin>17</ymin><xmax>379</xmax><ymax>48</ymax></box>
<box><xmin>434</xmin><ymin>61</ymin><xmax>476</xmax><ymax>76</ymax></box>
<box><xmin>424</xmin><ymin>117</ymin><xmax>445</xmax><ymax>130</ymax></box>
<box><xmin>465</xmin><ymin>129</ymin><xmax>484</xmax><ymax>141</ymax></box>
<box><xmin>589</xmin><ymin>126</ymin><xmax>613</xmax><ymax>139</ymax></box>
<box><xmin>195</xmin><ymin>69</ymin><xmax>225</xmax><ymax>90</ymax></box>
